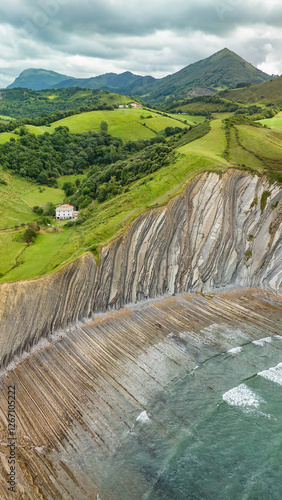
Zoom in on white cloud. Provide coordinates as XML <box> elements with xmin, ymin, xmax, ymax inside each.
<box><xmin>0</xmin><ymin>0</ymin><xmax>282</xmax><ymax>87</ymax></box>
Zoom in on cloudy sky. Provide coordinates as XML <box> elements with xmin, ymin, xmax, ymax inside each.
<box><xmin>0</xmin><ymin>0</ymin><xmax>281</xmax><ymax>88</ymax></box>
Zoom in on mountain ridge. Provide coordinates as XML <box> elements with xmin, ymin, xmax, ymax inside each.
<box><xmin>6</xmin><ymin>48</ymin><xmax>271</xmax><ymax>102</ymax></box>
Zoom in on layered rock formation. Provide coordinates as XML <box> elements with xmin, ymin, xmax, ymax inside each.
<box><xmin>0</xmin><ymin>288</ymin><xmax>281</xmax><ymax>499</ymax></box>
<box><xmin>0</xmin><ymin>170</ymin><xmax>281</xmax><ymax>368</ymax></box>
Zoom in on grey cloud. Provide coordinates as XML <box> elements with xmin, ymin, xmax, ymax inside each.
<box><xmin>0</xmin><ymin>0</ymin><xmax>282</xmax><ymax>87</ymax></box>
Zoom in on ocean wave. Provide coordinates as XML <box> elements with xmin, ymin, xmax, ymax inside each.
<box><xmin>227</xmin><ymin>347</ymin><xmax>242</xmax><ymax>354</ymax></box>
<box><xmin>252</xmin><ymin>337</ymin><xmax>273</xmax><ymax>346</ymax></box>
<box><xmin>223</xmin><ymin>384</ymin><xmax>263</xmax><ymax>408</ymax></box>
<box><xmin>136</xmin><ymin>410</ymin><xmax>150</xmax><ymax>423</ymax></box>
<box><xmin>258</xmin><ymin>363</ymin><xmax>282</xmax><ymax>386</ymax></box>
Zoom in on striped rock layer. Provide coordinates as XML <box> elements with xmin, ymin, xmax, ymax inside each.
<box><xmin>0</xmin><ymin>170</ymin><xmax>281</xmax><ymax>368</ymax></box>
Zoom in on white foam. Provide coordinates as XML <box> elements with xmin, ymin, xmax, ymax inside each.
<box><xmin>252</xmin><ymin>337</ymin><xmax>272</xmax><ymax>347</ymax></box>
<box><xmin>223</xmin><ymin>384</ymin><xmax>263</xmax><ymax>408</ymax></box>
<box><xmin>136</xmin><ymin>411</ymin><xmax>150</xmax><ymax>423</ymax></box>
<box><xmin>228</xmin><ymin>347</ymin><xmax>242</xmax><ymax>355</ymax></box>
<box><xmin>258</xmin><ymin>363</ymin><xmax>282</xmax><ymax>386</ymax></box>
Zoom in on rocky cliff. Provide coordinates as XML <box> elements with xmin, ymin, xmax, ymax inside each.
<box><xmin>0</xmin><ymin>170</ymin><xmax>281</xmax><ymax>368</ymax></box>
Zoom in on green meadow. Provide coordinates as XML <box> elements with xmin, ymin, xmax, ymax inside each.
<box><xmin>0</xmin><ymin>132</ymin><xmax>18</xmax><ymax>144</ymax></box>
<box><xmin>44</xmin><ymin>108</ymin><xmax>188</xmax><ymax>140</ymax></box>
<box><xmin>20</xmin><ymin>186</ymin><xmax>64</xmax><ymax>207</ymax></box>
<box><xmin>259</xmin><ymin>111</ymin><xmax>282</xmax><ymax>128</ymax></box>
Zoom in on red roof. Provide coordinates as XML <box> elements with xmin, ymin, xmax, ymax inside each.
<box><xmin>56</xmin><ymin>204</ymin><xmax>74</xmax><ymax>210</ymax></box>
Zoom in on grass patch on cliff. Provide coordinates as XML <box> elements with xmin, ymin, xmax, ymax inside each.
<box><xmin>1</xmin><ymin>230</ymin><xmax>72</xmax><ymax>282</ymax></box>
<box><xmin>0</xmin><ymin>231</ymin><xmax>26</xmax><ymax>277</ymax></box>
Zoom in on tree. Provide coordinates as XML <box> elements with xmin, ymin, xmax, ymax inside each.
<box><xmin>44</xmin><ymin>202</ymin><xmax>56</xmax><ymax>217</ymax></box>
<box><xmin>100</xmin><ymin>121</ymin><xmax>108</xmax><ymax>132</ymax></box>
<box><xmin>62</xmin><ymin>181</ymin><xmax>76</xmax><ymax>197</ymax></box>
<box><xmin>32</xmin><ymin>206</ymin><xmax>44</xmax><ymax>215</ymax></box>
<box><xmin>23</xmin><ymin>227</ymin><xmax>37</xmax><ymax>244</ymax></box>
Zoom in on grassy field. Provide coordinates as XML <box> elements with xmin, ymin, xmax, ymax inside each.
<box><xmin>0</xmin><ymin>132</ymin><xmax>18</xmax><ymax>144</ymax></box>
<box><xmin>25</xmin><ymin>124</ymin><xmax>56</xmax><ymax>135</ymax></box>
<box><xmin>178</xmin><ymin>119</ymin><xmax>227</xmax><ymax>162</ymax></box>
<box><xmin>2</xmin><ymin>230</ymin><xmax>72</xmax><ymax>282</ymax></box>
<box><xmin>0</xmin><ymin>110</ymin><xmax>194</xmax><ymax>145</ymax></box>
<box><xmin>0</xmin><ymin>166</ymin><xmax>65</xmax><ymax>229</ymax></box>
<box><xmin>57</xmin><ymin>173</ymin><xmax>88</xmax><ymax>189</ymax></box>
<box><xmin>20</xmin><ymin>186</ymin><xmax>64</xmax><ymax>207</ymax></box>
<box><xmin>0</xmin><ymin>171</ymin><xmax>37</xmax><ymax>228</ymax></box>
<box><xmin>0</xmin><ymin>230</ymin><xmax>26</xmax><ymax>276</ymax></box>
<box><xmin>259</xmin><ymin>111</ymin><xmax>282</xmax><ymax>128</ymax></box>
<box><xmin>0</xmin><ymin>115</ymin><xmax>13</xmax><ymax>120</ymax></box>
<box><xmin>42</xmin><ymin>108</ymin><xmax>188</xmax><ymax>140</ymax></box>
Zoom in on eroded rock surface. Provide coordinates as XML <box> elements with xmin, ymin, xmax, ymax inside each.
<box><xmin>0</xmin><ymin>289</ymin><xmax>281</xmax><ymax>499</ymax></box>
<box><xmin>0</xmin><ymin>170</ymin><xmax>281</xmax><ymax>368</ymax></box>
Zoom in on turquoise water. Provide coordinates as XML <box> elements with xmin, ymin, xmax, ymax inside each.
<box><xmin>99</xmin><ymin>335</ymin><xmax>282</xmax><ymax>499</ymax></box>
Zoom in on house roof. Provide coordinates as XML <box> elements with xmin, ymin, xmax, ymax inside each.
<box><xmin>56</xmin><ymin>204</ymin><xmax>74</xmax><ymax>210</ymax></box>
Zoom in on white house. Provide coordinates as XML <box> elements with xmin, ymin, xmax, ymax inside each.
<box><xmin>56</xmin><ymin>204</ymin><xmax>79</xmax><ymax>220</ymax></box>
<box><xmin>118</xmin><ymin>103</ymin><xmax>142</xmax><ymax>109</ymax></box>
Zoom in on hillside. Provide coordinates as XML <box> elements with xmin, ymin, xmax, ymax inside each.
<box><xmin>0</xmin><ymin>105</ymin><xmax>281</xmax><ymax>283</ymax></box>
<box><xmin>6</xmin><ymin>68</ymin><xmax>75</xmax><ymax>90</ymax></box>
<box><xmin>0</xmin><ymin>87</ymin><xmax>133</xmax><ymax>119</ymax></box>
<box><xmin>219</xmin><ymin>75</ymin><xmax>282</xmax><ymax>106</ymax></box>
<box><xmin>7</xmin><ymin>67</ymin><xmax>151</xmax><ymax>93</ymax></box>
<box><xmin>54</xmin><ymin>71</ymin><xmax>145</xmax><ymax>90</ymax></box>
<box><xmin>125</xmin><ymin>48</ymin><xmax>271</xmax><ymax>104</ymax></box>
<box><xmin>26</xmin><ymin>108</ymin><xmax>189</xmax><ymax>140</ymax></box>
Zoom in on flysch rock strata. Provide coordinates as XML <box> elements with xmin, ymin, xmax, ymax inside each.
<box><xmin>0</xmin><ymin>288</ymin><xmax>281</xmax><ymax>499</ymax></box>
<box><xmin>0</xmin><ymin>170</ymin><xmax>281</xmax><ymax>368</ymax></box>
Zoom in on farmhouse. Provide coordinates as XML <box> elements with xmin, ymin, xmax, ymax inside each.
<box><xmin>118</xmin><ymin>103</ymin><xmax>142</xmax><ymax>109</ymax></box>
<box><xmin>56</xmin><ymin>204</ymin><xmax>79</xmax><ymax>220</ymax></box>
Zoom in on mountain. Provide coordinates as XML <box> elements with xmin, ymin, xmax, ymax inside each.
<box><xmin>7</xmin><ymin>68</ymin><xmax>75</xmax><ymax>91</ymax></box>
<box><xmin>54</xmin><ymin>71</ymin><xmax>147</xmax><ymax>90</ymax></box>
<box><xmin>7</xmin><ymin>49</ymin><xmax>271</xmax><ymax>103</ymax></box>
<box><xmin>125</xmin><ymin>48</ymin><xmax>271</xmax><ymax>104</ymax></box>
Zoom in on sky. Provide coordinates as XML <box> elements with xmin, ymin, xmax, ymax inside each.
<box><xmin>0</xmin><ymin>0</ymin><xmax>282</xmax><ymax>88</ymax></box>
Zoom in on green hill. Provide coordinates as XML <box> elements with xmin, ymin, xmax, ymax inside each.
<box><xmin>219</xmin><ymin>76</ymin><xmax>282</xmax><ymax>106</ymax></box>
<box><xmin>55</xmin><ymin>71</ymin><xmax>144</xmax><ymax>90</ymax></box>
<box><xmin>7</xmin><ymin>68</ymin><xmax>75</xmax><ymax>90</ymax></box>
<box><xmin>6</xmin><ymin>68</ymin><xmax>150</xmax><ymax>94</ymax></box>
<box><xmin>0</xmin><ymin>87</ymin><xmax>132</xmax><ymax>119</ymax></box>
<box><xmin>27</xmin><ymin>108</ymin><xmax>189</xmax><ymax>140</ymax></box>
<box><xmin>127</xmin><ymin>48</ymin><xmax>271</xmax><ymax>104</ymax></box>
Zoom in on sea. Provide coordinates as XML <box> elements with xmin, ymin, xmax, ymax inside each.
<box><xmin>97</xmin><ymin>333</ymin><xmax>282</xmax><ymax>499</ymax></box>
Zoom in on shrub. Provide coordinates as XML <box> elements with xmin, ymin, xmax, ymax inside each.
<box><xmin>260</xmin><ymin>191</ymin><xmax>271</xmax><ymax>214</ymax></box>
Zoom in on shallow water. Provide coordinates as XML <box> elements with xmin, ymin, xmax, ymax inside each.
<box><xmin>97</xmin><ymin>334</ymin><xmax>282</xmax><ymax>499</ymax></box>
